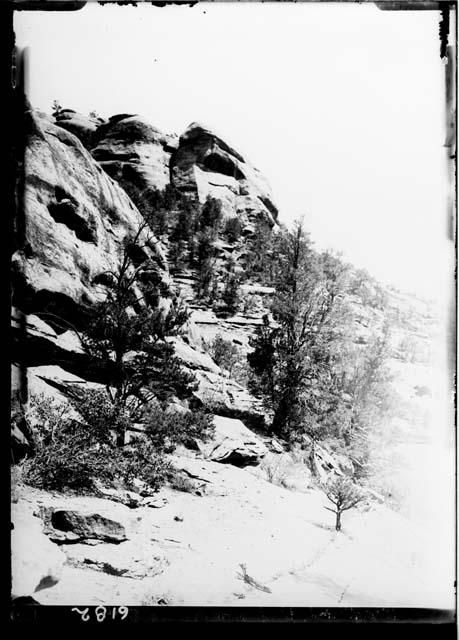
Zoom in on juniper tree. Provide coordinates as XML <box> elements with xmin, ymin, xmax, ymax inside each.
<box><xmin>221</xmin><ymin>254</ymin><xmax>241</xmax><ymax>314</ymax></box>
<box><xmin>83</xmin><ymin>224</ymin><xmax>197</xmax><ymax>445</ymax></box>
<box><xmin>339</xmin><ymin>322</ymin><xmax>394</xmax><ymax>477</ymax></box>
<box><xmin>223</xmin><ymin>216</ymin><xmax>243</xmax><ymax>244</ymax></box>
<box><xmin>196</xmin><ymin>228</ymin><xmax>219</xmax><ymax>301</ymax></box>
<box><xmin>248</xmin><ymin>220</ymin><xmax>351</xmax><ymax>445</ymax></box>
<box><xmin>323</xmin><ymin>475</ymin><xmax>365</xmax><ymax>531</ymax></box>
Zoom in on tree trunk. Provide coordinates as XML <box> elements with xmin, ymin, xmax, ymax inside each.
<box><xmin>116</xmin><ymin>428</ymin><xmax>126</xmax><ymax>447</ymax></box>
<box><xmin>272</xmin><ymin>396</ymin><xmax>291</xmax><ymax>436</ymax></box>
<box><xmin>335</xmin><ymin>510</ymin><xmax>342</xmax><ymax>531</ymax></box>
<box><xmin>308</xmin><ymin>440</ymin><xmax>317</xmax><ymax>477</ymax></box>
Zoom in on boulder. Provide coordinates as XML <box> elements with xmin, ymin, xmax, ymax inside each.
<box><xmin>11</xmin><ymin>502</ymin><xmax>66</xmax><ymax>599</ymax></box>
<box><xmin>12</xmin><ymin>107</ymin><xmax>168</xmax><ymax>332</ymax></box>
<box><xmin>200</xmin><ymin>415</ymin><xmax>268</xmax><ymax>467</ymax></box>
<box><xmin>170</xmin><ymin>122</ymin><xmax>278</xmax><ymax>226</ymax></box>
<box><xmin>40</xmin><ymin>507</ymin><xmax>128</xmax><ymax>544</ymax></box>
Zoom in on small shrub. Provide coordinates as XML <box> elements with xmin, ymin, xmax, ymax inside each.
<box><xmin>23</xmin><ymin>434</ymin><xmax>116</xmax><ymax>492</ymax></box>
<box><xmin>260</xmin><ymin>455</ymin><xmax>288</xmax><ymax>487</ymax></box>
<box><xmin>142</xmin><ymin>404</ymin><xmax>215</xmax><ymax>452</ymax></box>
<box><xmin>119</xmin><ymin>437</ymin><xmax>172</xmax><ymax>493</ymax></box>
<box><xmin>20</xmin><ymin>392</ymin><xmax>177</xmax><ymax>494</ymax></box>
<box><xmin>224</xmin><ymin>217</ymin><xmax>243</xmax><ymax>244</ymax></box>
<box><xmin>207</xmin><ymin>334</ymin><xmax>240</xmax><ymax>374</ymax></box>
<box><xmin>242</xmin><ymin>294</ymin><xmax>263</xmax><ymax>315</ymax></box>
<box><xmin>24</xmin><ymin>393</ymin><xmax>116</xmax><ymax>492</ymax></box>
<box><xmin>52</xmin><ymin>99</ymin><xmax>62</xmax><ymax>118</ymax></box>
<box><xmin>74</xmin><ymin>389</ymin><xmax>131</xmax><ymax>447</ymax></box>
<box><xmin>167</xmin><ymin>470</ymin><xmax>198</xmax><ymax>494</ymax></box>
<box><xmin>204</xmin><ymin>334</ymin><xmax>253</xmax><ymax>387</ymax></box>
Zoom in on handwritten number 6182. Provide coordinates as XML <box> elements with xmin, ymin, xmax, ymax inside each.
<box><xmin>71</xmin><ymin>606</ymin><xmax>129</xmax><ymax>622</ymax></box>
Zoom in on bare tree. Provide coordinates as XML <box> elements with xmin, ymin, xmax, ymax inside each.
<box><xmin>323</xmin><ymin>475</ymin><xmax>365</xmax><ymax>531</ymax></box>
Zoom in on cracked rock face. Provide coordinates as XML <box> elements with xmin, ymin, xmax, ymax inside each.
<box><xmin>170</xmin><ymin>122</ymin><xmax>279</xmax><ymax>227</ymax></box>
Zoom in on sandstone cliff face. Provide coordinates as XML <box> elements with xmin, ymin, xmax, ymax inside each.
<box><xmin>91</xmin><ymin>114</ymin><xmax>178</xmax><ymax>210</ymax></box>
<box><xmin>54</xmin><ymin>108</ymin><xmax>105</xmax><ymax>151</ymax></box>
<box><xmin>12</xmin><ymin>108</ymin><xmax>168</xmax><ymax>331</ymax></box>
<box><xmin>170</xmin><ymin>122</ymin><xmax>278</xmax><ymax>229</ymax></box>
<box><xmin>90</xmin><ymin>118</ymin><xmax>278</xmax><ymax>233</ymax></box>
<box><xmin>12</xmin><ymin>107</ymin><xmax>267</xmax><ymax>429</ymax></box>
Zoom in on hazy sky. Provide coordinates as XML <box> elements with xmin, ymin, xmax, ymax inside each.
<box><xmin>14</xmin><ymin>2</ymin><xmax>455</xmax><ymax>301</ymax></box>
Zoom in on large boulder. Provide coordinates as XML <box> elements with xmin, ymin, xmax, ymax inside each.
<box><xmin>170</xmin><ymin>122</ymin><xmax>278</xmax><ymax>227</ymax></box>
<box><xmin>40</xmin><ymin>507</ymin><xmax>128</xmax><ymax>544</ymax></box>
<box><xmin>92</xmin><ymin>114</ymin><xmax>178</xmax><ymax>209</ymax></box>
<box><xmin>199</xmin><ymin>415</ymin><xmax>268</xmax><ymax>467</ymax></box>
<box><xmin>11</xmin><ymin>502</ymin><xmax>66</xmax><ymax>599</ymax></box>
<box><xmin>12</xmin><ymin>107</ymin><xmax>168</xmax><ymax>331</ymax></box>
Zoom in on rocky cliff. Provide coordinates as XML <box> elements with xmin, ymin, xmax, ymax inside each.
<box><xmin>170</xmin><ymin>122</ymin><xmax>278</xmax><ymax>230</ymax></box>
<box><xmin>11</xmin><ymin>105</ymin><xmax>279</xmax><ymax>452</ymax></box>
<box><xmin>13</xmin><ymin>106</ymin><xmax>168</xmax><ymax>329</ymax></box>
<box><xmin>11</xmin><ymin>105</ymin><xmax>450</xmax><ymax>609</ymax></box>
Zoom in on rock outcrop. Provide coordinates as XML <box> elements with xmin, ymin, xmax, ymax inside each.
<box><xmin>92</xmin><ymin>114</ymin><xmax>178</xmax><ymax>210</ymax></box>
<box><xmin>170</xmin><ymin>122</ymin><xmax>278</xmax><ymax>228</ymax></box>
<box><xmin>13</xmin><ymin>108</ymin><xmax>168</xmax><ymax>331</ymax></box>
<box><xmin>54</xmin><ymin>108</ymin><xmax>105</xmax><ymax>150</ymax></box>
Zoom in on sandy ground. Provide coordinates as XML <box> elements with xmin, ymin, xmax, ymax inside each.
<box><xmin>25</xmin><ymin>443</ymin><xmax>454</xmax><ymax>609</ymax></box>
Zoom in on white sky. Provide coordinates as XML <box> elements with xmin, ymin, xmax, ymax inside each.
<box><xmin>14</xmin><ymin>2</ymin><xmax>455</xmax><ymax>302</ymax></box>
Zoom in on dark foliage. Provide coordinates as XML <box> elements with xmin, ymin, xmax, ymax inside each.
<box><xmin>223</xmin><ymin>216</ymin><xmax>243</xmax><ymax>244</ymax></box>
<box><xmin>82</xmin><ymin>224</ymin><xmax>197</xmax><ymax>443</ymax></box>
<box><xmin>142</xmin><ymin>404</ymin><xmax>215</xmax><ymax>453</ymax></box>
<box><xmin>20</xmin><ymin>390</ymin><xmax>213</xmax><ymax>493</ymax></box>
